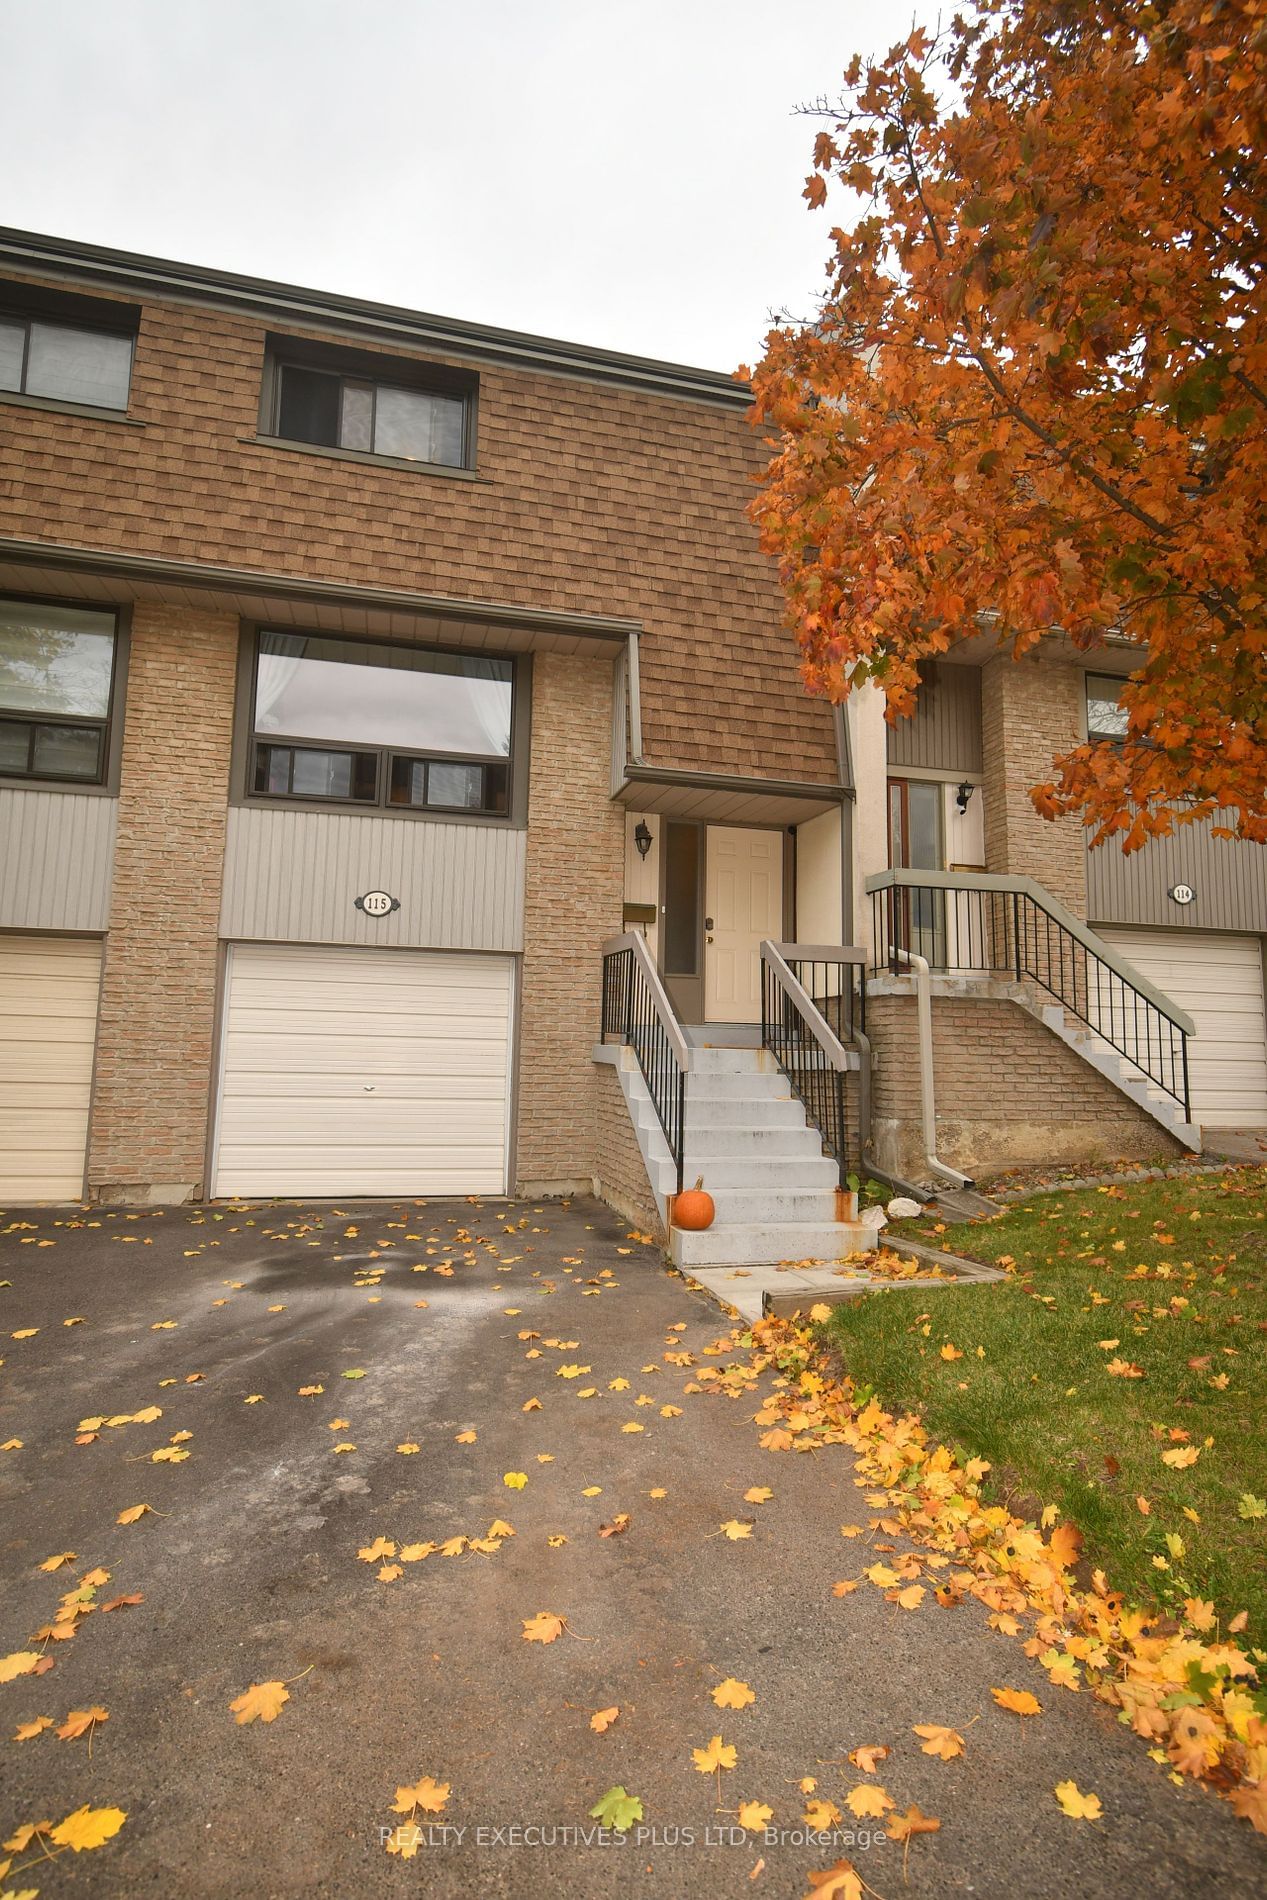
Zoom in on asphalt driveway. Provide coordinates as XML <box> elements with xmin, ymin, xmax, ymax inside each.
<box><xmin>0</xmin><ymin>1195</ymin><xmax>1262</xmax><ymax>1898</ymax></box>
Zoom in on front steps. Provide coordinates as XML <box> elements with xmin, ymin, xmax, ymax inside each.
<box><xmin>1025</xmin><ymin>996</ymin><xmax>1200</xmax><ymax>1148</ymax></box>
<box><xmin>595</xmin><ymin>1041</ymin><xmax>874</xmax><ymax>1269</ymax></box>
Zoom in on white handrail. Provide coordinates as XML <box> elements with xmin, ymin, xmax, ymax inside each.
<box><xmin>601</xmin><ymin>931</ymin><xmax>692</xmax><ymax>1069</ymax></box>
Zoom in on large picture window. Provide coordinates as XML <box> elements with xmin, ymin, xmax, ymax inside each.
<box><xmin>249</xmin><ymin>632</ymin><xmax>514</xmax><ymax>817</ymax></box>
<box><xmin>0</xmin><ymin>600</ymin><xmax>119</xmax><ymax>785</ymax></box>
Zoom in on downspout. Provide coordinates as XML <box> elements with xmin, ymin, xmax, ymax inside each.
<box><xmin>893</xmin><ymin>948</ymin><xmax>975</xmax><ymax>1190</ymax></box>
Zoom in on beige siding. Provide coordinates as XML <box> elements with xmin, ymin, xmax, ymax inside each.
<box><xmin>1089</xmin><ymin>815</ymin><xmax>1267</xmax><ymax>934</ymax></box>
<box><xmin>0</xmin><ymin>790</ymin><xmax>116</xmax><ymax>932</ymax></box>
<box><xmin>213</xmin><ymin>942</ymin><xmax>514</xmax><ymax>1196</ymax></box>
<box><xmin>0</xmin><ymin>934</ymin><xmax>101</xmax><ymax>1200</ymax></box>
<box><xmin>219</xmin><ymin>806</ymin><xmax>526</xmax><ymax>952</ymax></box>
<box><xmin>889</xmin><ymin>662</ymin><xmax>982</xmax><ymax>774</ymax></box>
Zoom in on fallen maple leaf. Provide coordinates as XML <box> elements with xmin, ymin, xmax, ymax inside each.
<box><xmin>886</xmin><ymin>1803</ymin><xmax>941</xmax><ymax>1844</ymax></box>
<box><xmin>503</xmin><ymin>1471</ymin><xmax>528</xmax><ymax>1489</ymax></box>
<box><xmin>588</xmin><ymin>1786</ymin><xmax>643</xmax><ymax>1831</ymax></box>
<box><xmin>522</xmin><ymin>1612</ymin><xmax>565</xmax><ymax>1644</ymax></box>
<box><xmin>115</xmin><ymin>1504</ymin><xmax>153</xmax><ymax>1525</ymax></box>
<box><xmin>737</xmin><ymin>1798</ymin><xmax>773</xmax><ymax>1829</ymax></box>
<box><xmin>849</xmin><ymin>1744</ymin><xmax>889</xmax><ymax>1773</ymax></box>
<box><xmin>992</xmin><ymin>1686</ymin><xmax>1042</xmax><ymax>1717</ymax></box>
<box><xmin>719</xmin><ymin>1520</ymin><xmax>753</xmax><ymax>1540</ymax></box>
<box><xmin>692</xmin><ymin>1734</ymin><xmax>737</xmax><ymax>1773</ymax></box>
<box><xmin>832</xmin><ymin>1580</ymin><xmax>859</xmax><ymax>1597</ymax></box>
<box><xmin>845</xmin><ymin>1783</ymin><xmax>892</xmax><ymax>1818</ymax></box>
<box><xmin>229</xmin><ymin>1681</ymin><xmax>290</xmax><ymax>1725</ymax></box>
<box><xmin>49</xmin><ymin>1804</ymin><xmax>127</xmax><ymax>1851</ymax></box>
<box><xmin>712</xmin><ymin>1678</ymin><xmax>755</xmax><ymax>1710</ymax></box>
<box><xmin>805</xmin><ymin>1862</ymin><xmax>864</xmax><ymax>1900</ymax></box>
<box><xmin>590</xmin><ymin>1706</ymin><xmax>619</xmax><ymax>1732</ymax></box>
<box><xmin>14</xmin><ymin>1716</ymin><xmax>54</xmax><ymax>1740</ymax></box>
<box><xmin>39</xmin><ymin>1552</ymin><xmax>76</xmax><ymax>1572</ymax></box>
<box><xmin>744</xmin><ymin>1487</ymin><xmax>773</xmax><ymax>1504</ymax></box>
<box><xmin>1054</xmin><ymin>1780</ymin><xmax>1103</xmax><ymax>1820</ymax></box>
<box><xmin>1162</xmin><ymin>1446</ymin><xmax>1200</xmax><ymax>1469</ymax></box>
<box><xmin>57</xmin><ymin>1706</ymin><xmax>109</xmax><ymax>1741</ymax></box>
<box><xmin>392</xmin><ymin>1776</ymin><xmax>450</xmax><ymax>1815</ymax></box>
<box><xmin>0</xmin><ymin>1652</ymin><xmax>43</xmax><ymax>1682</ymax></box>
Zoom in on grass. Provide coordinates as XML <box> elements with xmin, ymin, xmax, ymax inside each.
<box><xmin>826</xmin><ymin>1166</ymin><xmax>1267</xmax><ymax>1643</ymax></box>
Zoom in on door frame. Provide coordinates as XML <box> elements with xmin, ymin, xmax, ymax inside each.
<box><xmin>657</xmin><ymin>821</ymin><xmax>793</xmax><ymax>1024</ymax></box>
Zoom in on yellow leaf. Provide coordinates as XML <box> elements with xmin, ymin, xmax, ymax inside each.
<box><xmin>581</xmin><ymin>1486</ymin><xmax>602</xmax><ymax>1497</ymax></box>
<box><xmin>849</xmin><ymin>1744</ymin><xmax>889</xmax><ymax>1773</ymax></box>
<box><xmin>48</xmin><ymin>1804</ymin><xmax>127</xmax><ymax>1851</ymax></box>
<box><xmin>397</xmin><ymin>1443</ymin><xmax>420</xmax><ymax>1455</ymax></box>
<box><xmin>865</xmin><ymin>1563</ymin><xmax>899</xmax><ymax>1587</ymax></box>
<box><xmin>503</xmin><ymin>1471</ymin><xmax>528</xmax><ymax>1489</ymax></box>
<box><xmin>803</xmin><ymin>1798</ymin><xmax>843</xmax><ymax>1828</ymax></box>
<box><xmin>1054</xmin><ymin>1780</ymin><xmax>1102</xmax><ymax>1821</ymax></box>
<box><xmin>744</xmin><ymin>1487</ymin><xmax>773</xmax><ymax>1505</ymax></box>
<box><xmin>845</xmin><ymin>1783</ymin><xmax>893</xmax><ymax>1817</ymax></box>
<box><xmin>832</xmin><ymin>1580</ymin><xmax>859</xmax><ymax>1597</ymax></box>
<box><xmin>886</xmin><ymin>1804</ymin><xmax>941</xmax><ymax>1843</ymax></box>
<box><xmin>939</xmin><ymin>1344</ymin><xmax>963</xmax><ymax>1361</ymax></box>
<box><xmin>399</xmin><ymin>1543</ymin><xmax>435</xmax><ymax>1563</ymax></box>
<box><xmin>56</xmin><ymin>1706</ymin><xmax>109</xmax><ymax>1740</ymax></box>
<box><xmin>712</xmin><ymin>1678</ymin><xmax>755</xmax><ymax>1710</ymax></box>
<box><xmin>691</xmin><ymin>1734</ymin><xmax>737</xmax><ymax>1773</ymax></box>
<box><xmin>809</xmin><ymin>1303</ymin><xmax>833</xmax><ymax>1322</ymax></box>
<box><xmin>39</xmin><ymin>1552</ymin><xmax>76</xmax><ymax>1572</ymax></box>
<box><xmin>358</xmin><ymin>1537</ymin><xmax>396</xmax><ymax>1563</ymax></box>
<box><xmin>0</xmin><ymin>1653</ymin><xmax>42</xmax><ymax>1682</ymax></box>
<box><xmin>151</xmin><ymin>1447</ymin><xmax>188</xmax><ymax>1463</ymax></box>
<box><xmin>737</xmin><ymin>1799</ymin><xmax>773</xmax><ymax>1829</ymax></box>
<box><xmin>392</xmin><ymin>1775</ymin><xmax>450</xmax><ymax>1815</ymax></box>
<box><xmin>522</xmin><ymin>1612</ymin><xmax>565</xmax><ymax>1644</ymax></box>
<box><xmin>378</xmin><ymin>1564</ymin><xmax>403</xmax><ymax>1581</ymax></box>
<box><xmin>590</xmin><ymin>1706</ymin><xmax>619</xmax><ymax>1732</ymax></box>
<box><xmin>913</xmin><ymin>1723</ymin><xmax>964</xmax><ymax>1761</ymax></box>
<box><xmin>621</xmin><ymin>1422</ymin><xmax>645</xmax><ymax>1434</ymax></box>
<box><xmin>455</xmin><ymin>1430</ymin><xmax>477</xmax><ymax>1443</ymax></box>
<box><xmin>230</xmin><ymin>1681</ymin><xmax>290</xmax><ymax>1725</ymax></box>
<box><xmin>719</xmin><ymin>1519</ymin><xmax>753</xmax><ymax>1540</ymax></box>
<box><xmin>487</xmin><ymin>1520</ymin><xmax>515</xmax><ymax>1539</ymax></box>
<box><xmin>992</xmin><ymin>1686</ymin><xmax>1042</xmax><ymax>1717</ymax></box>
<box><xmin>13</xmin><ymin>1716</ymin><xmax>54</xmax><ymax>1740</ymax></box>
<box><xmin>1161</xmin><ymin>1446</ymin><xmax>1200</xmax><ymax>1469</ymax></box>
<box><xmin>894</xmin><ymin>1584</ymin><xmax>925</xmax><ymax>1611</ymax></box>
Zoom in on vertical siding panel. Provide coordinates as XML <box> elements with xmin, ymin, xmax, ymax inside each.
<box><xmin>0</xmin><ymin>790</ymin><xmax>116</xmax><ymax>932</ymax></box>
<box><xmin>1088</xmin><ymin>812</ymin><xmax>1267</xmax><ymax>932</ymax></box>
<box><xmin>219</xmin><ymin>806</ymin><xmax>525</xmax><ymax>952</ymax></box>
<box><xmin>888</xmin><ymin>663</ymin><xmax>983</xmax><ymax>774</ymax></box>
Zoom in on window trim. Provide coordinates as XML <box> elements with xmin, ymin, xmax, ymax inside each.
<box><xmin>0</xmin><ymin>309</ymin><xmax>136</xmax><ymax>416</ymax></box>
<box><xmin>232</xmin><ymin>625</ymin><xmax>529</xmax><ymax>828</ymax></box>
<box><xmin>259</xmin><ymin>333</ymin><xmax>479</xmax><ymax>473</ymax></box>
<box><xmin>0</xmin><ymin>595</ymin><xmax>129</xmax><ymax>796</ymax></box>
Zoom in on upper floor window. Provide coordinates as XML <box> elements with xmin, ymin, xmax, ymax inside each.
<box><xmin>248</xmin><ymin>631</ymin><xmax>513</xmax><ymax>817</ymax></box>
<box><xmin>0</xmin><ymin>600</ymin><xmax>120</xmax><ymax>785</ymax></box>
<box><xmin>1086</xmin><ymin>673</ymin><xmax>1129</xmax><ymax>743</ymax></box>
<box><xmin>0</xmin><ymin>314</ymin><xmax>133</xmax><ymax>411</ymax></box>
<box><xmin>264</xmin><ymin>336</ymin><xmax>476</xmax><ymax>471</ymax></box>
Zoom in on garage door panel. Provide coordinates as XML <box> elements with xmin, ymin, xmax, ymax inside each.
<box><xmin>1097</xmin><ymin>927</ymin><xmax>1267</xmax><ymax>1129</ymax></box>
<box><xmin>0</xmin><ymin>935</ymin><xmax>100</xmax><ymax>1201</ymax></box>
<box><xmin>214</xmin><ymin>944</ymin><xmax>514</xmax><ymax>1197</ymax></box>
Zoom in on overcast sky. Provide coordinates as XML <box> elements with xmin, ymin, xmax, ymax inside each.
<box><xmin>3</xmin><ymin>0</ymin><xmax>933</xmax><ymax>371</ymax></box>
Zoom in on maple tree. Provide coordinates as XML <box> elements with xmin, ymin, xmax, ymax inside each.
<box><xmin>746</xmin><ymin>0</ymin><xmax>1267</xmax><ymax>847</ymax></box>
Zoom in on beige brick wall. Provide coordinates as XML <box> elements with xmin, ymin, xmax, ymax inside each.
<box><xmin>593</xmin><ymin>1062</ymin><xmax>666</xmax><ymax>1239</ymax></box>
<box><xmin>515</xmin><ymin>652</ymin><xmax>625</xmax><ymax>1190</ymax></box>
<box><xmin>981</xmin><ymin>654</ymin><xmax>1087</xmax><ymax>915</ymax></box>
<box><xmin>868</xmin><ymin>987</ymin><xmax>1184</xmax><ymax>1180</ymax></box>
<box><xmin>87</xmin><ymin>604</ymin><xmax>238</xmax><ymax>1200</ymax></box>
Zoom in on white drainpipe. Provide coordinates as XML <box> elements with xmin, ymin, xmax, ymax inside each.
<box><xmin>892</xmin><ymin>948</ymin><xmax>975</xmax><ymax>1191</ymax></box>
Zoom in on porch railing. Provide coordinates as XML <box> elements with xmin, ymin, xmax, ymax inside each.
<box><xmin>867</xmin><ymin>870</ymin><xmax>1193</xmax><ymax>1120</ymax></box>
<box><xmin>601</xmin><ymin>931</ymin><xmax>689</xmax><ymax>1191</ymax></box>
<box><xmin>760</xmin><ymin>941</ymin><xmax>867</xmax><ymax>1187</ymax></box>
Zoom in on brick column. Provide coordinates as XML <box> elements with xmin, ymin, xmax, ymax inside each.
<box><xmin>87</xmin><ymin>604</ymin><xmax>239</xmax><ymax>1202</ymax></box>
<box><xmin>515</xmin><ymin>651</ymin><xmax>624</xmax><ymax>1192</ymax></box>
<box><xmin>980</xmin><ymin>653</ymin><xmax>1087</xmax><ymax>915</ymax></box>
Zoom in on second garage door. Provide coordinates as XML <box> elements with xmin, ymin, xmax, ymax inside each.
<box><xmin>0</xmin><ymin>934</ymin><xmax>101</xmax><ymax>1202</ymax></box>
<box><xmin>213</xmin><ymin>944</ymin><xmax>514</xmax><ymax>1197</ymax></box>
<box><xmin>1096</xmin><ymin>926</ymin><xmax>1267</xmax><ymax>1129</ymax></box>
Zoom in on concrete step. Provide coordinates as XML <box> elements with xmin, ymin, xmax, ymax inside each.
<box><xmin>671</xmin><ymin>1220</ymin><xmax>875</xmax><ymax>1269</ymax></box>
<box><xmin>707</xmin><ymin>1187</ymin><xmax>839</xmax><ymax>1224</ymax></box>
<box><xmin>685</xmin><ymin>1070</ymin><xmax>791</xmax><ymax>1101</ymax></box>
<box><xmin>686</xmin><ymin>1155</ymin><xmax>839</xmax><ymax>1190</ymax></box>
<box><xmin>646</xmin><ymin>1095</ymin><xmax>806</xmax><ymax>1130</ymax></box>
<box><xmin>687</xmin><ymin>1046</ymin><xmax>776</xmax><ymax>1075</ymax></box>
<box><xmin>684</xmin><ymin>1127</ymin><xmax>827</xmax><ymax>1160</ymax></box>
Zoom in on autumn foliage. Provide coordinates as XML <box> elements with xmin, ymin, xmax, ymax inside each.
<box><xmin>746</xmin><ymin>0</ymin><xmax>1267</xmax><ymax>847</ymax></box>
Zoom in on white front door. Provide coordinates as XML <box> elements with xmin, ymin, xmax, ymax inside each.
<box><xmin>704</xmin><ymin>827</ymin><xmax>784</xmax><ymax>1022</ymax></box>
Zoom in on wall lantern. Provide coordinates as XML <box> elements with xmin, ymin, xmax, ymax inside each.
<box><xmin>955</xmin><ymin>782</ymin><xmax>976</xmax><ymax>814</ymax></box>
<box><xmin>633</xmin><ymin>820</ymin><xmax>653</xmax><ymax>859</ymax></box>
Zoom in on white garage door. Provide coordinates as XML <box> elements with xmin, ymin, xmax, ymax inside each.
<box><xmin>1097</xmin><ymin>927</ymin><xmax>1267</xmax><ymax>1128</ymax></box>
<box><xmin>0</xmin><ymin>935</ymin><xmax>101</xmax><ymax>1201</ymax></box>
<box><xmin>213</xmin><ymin>944</ymin><xmax>514</xmax><ymax>1197</ymax></box>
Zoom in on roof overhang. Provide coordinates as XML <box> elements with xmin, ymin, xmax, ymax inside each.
<box><xmin>0</xmin><ymin>537</ymin><xmax>639</xmax><ymax>659</ymax></box>
<box><xmin>615</xmin><ymin>764</ymin><xmax>843</xmax><ymax>827</ymax></box>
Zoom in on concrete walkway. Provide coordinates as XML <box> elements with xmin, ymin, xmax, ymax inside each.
<box><xmin>0</xmin><ymin>1197</ymin><xmax>1261</xmax><ymax>1897</ymax></box>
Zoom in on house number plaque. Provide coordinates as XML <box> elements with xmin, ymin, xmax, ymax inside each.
<box><xmin>1168</xmin><ymin>884</ymin><xmax>1195</xmax><ymax>907</ymax></box>
<box><xmin>355</xmin><ymin>890</ymin><xmax>400</xmax><ymax>918</ymax></box>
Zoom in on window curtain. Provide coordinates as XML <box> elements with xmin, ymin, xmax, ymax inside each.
<box><xmin>255</xmin><ymin>634</ymin><xmax>307</xmax><ymax>733</ymax></box>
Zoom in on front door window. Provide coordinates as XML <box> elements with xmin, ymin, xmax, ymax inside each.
<box><xmin>888</xmin><ymin>778</ymin><xmax>946</xmax><ymax>967</ymax></box>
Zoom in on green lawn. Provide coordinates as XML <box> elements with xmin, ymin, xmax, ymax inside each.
<box><xmin>826</xmin><ymin>1167</ymin><xmax>1267</xmax><ymax>1643</ymax></box>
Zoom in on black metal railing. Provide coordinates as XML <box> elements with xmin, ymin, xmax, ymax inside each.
<box><xmin>601</xmin><ymin>934</ymin><xmax>687</xmax><ymax>1191</ymax></box>
<box><xmin>869</xmin><ymin>873</ymin><xmax>1191</xmax><ymax>1119</ymax></box>
<box><xmin>760</xmin><ymin>942</ymin><xmax>866</xmax><ymax>1187</ymax></box>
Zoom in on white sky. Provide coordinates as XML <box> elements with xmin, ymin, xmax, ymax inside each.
<box><xmin>3</xmin><ymin>0</ymin><xmax>933</xmax><ymax>371</ymax></box>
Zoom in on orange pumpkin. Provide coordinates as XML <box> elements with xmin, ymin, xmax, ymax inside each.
<box><xmin>673</xmin><ymin>1177</ymin><xmax>715</xmax><ymax>1231</ymax></box>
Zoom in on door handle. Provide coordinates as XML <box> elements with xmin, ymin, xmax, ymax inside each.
<box><xmin>706</xmin><ymin>935</ymin><xmax>714</xmax><ymax>944</ymax></box>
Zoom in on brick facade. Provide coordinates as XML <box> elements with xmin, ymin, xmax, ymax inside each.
<box><xmin>593</xmin><ymin>1062</ymin><xmax>665</xmax><ymax>1238</ymax></box>
<box><xmin>0</xmin><ymin>271</ymin><xmax>836</xmax><ymax>787</ymax></box>
<box><xmin>981</xmin><ymin>653</ymin><xmax>1087</xmax><ymax>914</ymax></box>
<box><xmin>515</xmin><ymin>652</ymin><xmax>625</xmax><ymax>1192</ymax></box>
<box><xmin>87</xmin><ymin>603</ymin><xmax>238</xmax><ymax>1200</ymax></box>
<box><xmin>868</xmin><ymin>985</ymin><xmax>1184</xmax><ymax>1180</ymax></box>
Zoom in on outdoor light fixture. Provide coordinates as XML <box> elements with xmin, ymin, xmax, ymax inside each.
<box><xmin>955</xmin><ymin>782</ymin><xmax>976</xmax><ymax>813</ymax></box>
<box><xmin>633</xmin><ymin>820</ymin><xmax>653</xmax><ymax>858</ymax></box>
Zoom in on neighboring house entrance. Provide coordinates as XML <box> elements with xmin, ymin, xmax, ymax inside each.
<box><xmin>1097</xmin><ymin>927</ymin><xmax>1267</xmax><ymax>1128</ymax></box>
<box><xmin>659</xmin><ymin>823</ymin><xmax>784</xmax><ymax>1024</ymax></box>
<box><xmin>212</xmin><ymin>943</ymin><xmax>514</xmax><ymax>1196</ymax></box>
<box><xmin>0</xmin><ymin>934</ymin><xmax>101</xmax><ymax>1201</ymax></box>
